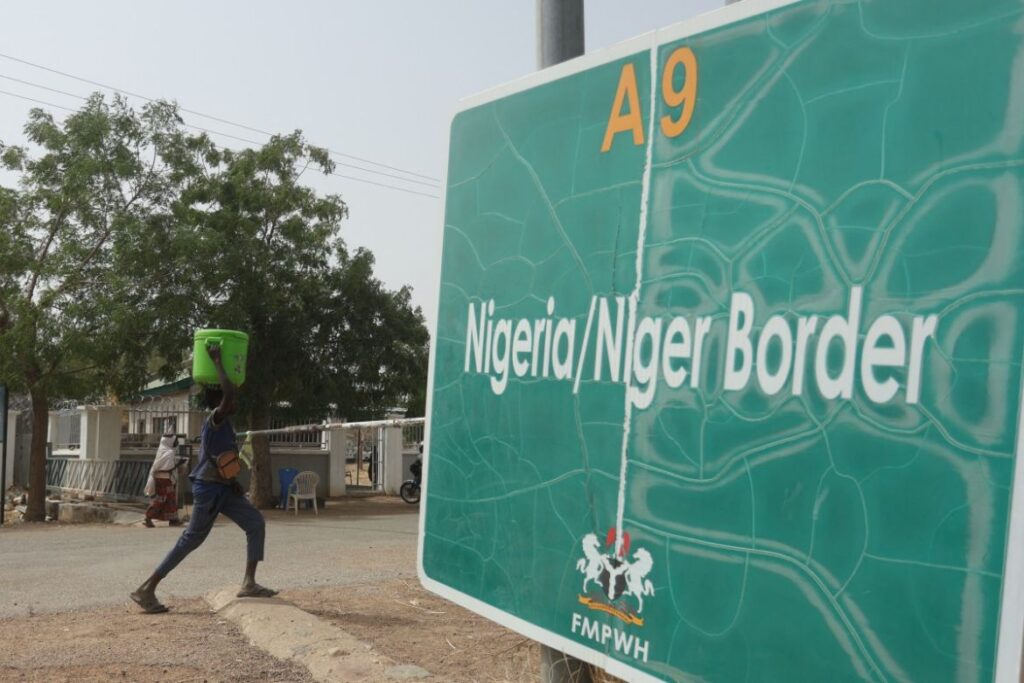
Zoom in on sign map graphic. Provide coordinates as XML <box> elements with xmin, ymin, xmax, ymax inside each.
<box><xmin>420</xmin><ymin>0</ymin><xmax>1024</xmax><ymax>680</ymax></box>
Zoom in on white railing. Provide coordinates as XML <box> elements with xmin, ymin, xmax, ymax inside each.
<box><xmin>402</xmin><ymin>422</ymin><xmax>424</xmax><ymax>451</ymax></box>
<box><xmin>237</xmin><ymin>417</ymin><xmax>426</xmax><ymax>493</ymax></box>
<box><xmin>46</xmin><ymin>458</ymin><xmax>152</xmax><ymax>502</ymax></box>
<box><xmin>52</xmin><ymin>406</ymin><xmax>81</xmax><ymax>450</ymax></box>
<box><xmin>122</xmin><ymin>398</ymin><xmax>201</xmax><ymax>448</ymax></box>
<box><xmin>265</xmin><ymin>416</ymin><xmax>330</xmax><ymax>449</ymax></box>
<box><xmin>238</xmin><ymin>416</ymin><xmax>425</xmax><ymax>438</ymax></box>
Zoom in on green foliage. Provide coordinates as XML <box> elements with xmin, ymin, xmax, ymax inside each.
<box><xmin>169</xmin><ymin>131</ymin><xmax>429</xmax><ymax>422</ymax></box>
<box><xmin>0</xmin><ymin>94</ymin><xmax>188</xmax><ymax>399</ymax></box>
<box><xmin>163</xmin><ymin>130</ymin><xmax>430</xmax><ymax>505</ymax></box>
<box><xmin>317</xmin><ymin>251</ymin><xmax>430</xmax><ymax>420</ymax></box>
<box><xmin>0</xmin><ymin>94</ymin><xmax>431</xmax><ymax>511</ymax></box>
<box><xmin>0</xmin><ymin>95</ymin><xmax>192</xmax><ymax>519</ymax></box>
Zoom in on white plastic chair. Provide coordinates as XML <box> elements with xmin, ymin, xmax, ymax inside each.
<box><xmin>287</xmin><ymin>471</ymin><xmax>320</xmax><ymax>515</ymax></box>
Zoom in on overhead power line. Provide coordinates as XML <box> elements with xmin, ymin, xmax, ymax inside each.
<box><xmin>0</xmin><ymin>50</ymin><xmax>441</xmax><ymax>183</ymax></box>
<box><xmin>0</xmin><ymin>88</ymin><xmax>439</xmax><ymax>199</ymax></box>
<box><xmin>0</xmin><ymin>70</ymin><xmax>436</xmax><ymax>188</ymax></box>
<box><xmin>0</xmin><ymin>87</ymin><xmax>71</xmax><ymax>112</ymax></box>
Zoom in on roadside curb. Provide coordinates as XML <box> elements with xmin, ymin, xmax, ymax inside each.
<box><xmin>205</xmin><ymin>588</ymin><xmax>432</xmax><ymax>682</ymax></box>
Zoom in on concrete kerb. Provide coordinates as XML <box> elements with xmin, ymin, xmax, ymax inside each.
<box><xmin>205</xmin><ymin>587</ymin><xmax>432</xmax><ymax>682</ymax></box>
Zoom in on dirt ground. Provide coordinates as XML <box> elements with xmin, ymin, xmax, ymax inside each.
<box><xmin>344</xmin><ymin>460</ymin><xmax>388</xmax><ymax>490</ymax></box>
<box><xmin>286</xmin><ymin>579</ymin><xmax>538</xmax><ymax>683</ymax></box>
<box><xmin>285</xmin><ymin>579</ymin><xmax>623</xmax><ymax>683</ymax></box>
<box><xmin>0</xmin><ymin>581</ymin><xmax>620</xmax><ymax>683</ymax></box>
<box><xmin>2</xmin><ymin>497</ymin><xmax>622</xmax><ymax>682</ymax></box>
<box><xmin>0</xmin><ymin>599</ymin><xmax>313</xmax><ymax>683</ymax></box>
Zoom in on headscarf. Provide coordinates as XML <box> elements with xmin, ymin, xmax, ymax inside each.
<box><xmin>145</xmin><ymin>434</ymin><xmax>180</xmax><ymax>496</ymax></box>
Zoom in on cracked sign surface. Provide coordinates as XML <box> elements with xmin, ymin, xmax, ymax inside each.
<box><xmin>419</xmin><ymin>0</ymin><xmax>1024</xmax><ymax>680</ymax></box>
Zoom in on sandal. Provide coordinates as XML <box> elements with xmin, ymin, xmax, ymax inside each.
<box><xmin>130</xmin><ymin>590</ymin><xmax>169</xmax><ymax>614</ymax></box>
<box><xmin>236</xmin><ymin>584</ymin><xmax>279</xmax><ymax>598</ymax></box>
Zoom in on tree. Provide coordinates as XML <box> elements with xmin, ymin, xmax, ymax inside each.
<box><xmin>319</xmin><ymin>252</ymin><xmax>430</xmax><ymax>420</ymax></box>
<box><xmin>173</xmin><ymin>131</ymin><xmax>431</xmax><ymax>507</ymax></box>
<box><xmin>0</xmin><ymin>96</ymin><xmax>187</xmax><ymax>520</ymax></box>
<box><xmin>0</xmin><ymin>96</ymin><xmax>431</xmax><ymax>515</ymax></box>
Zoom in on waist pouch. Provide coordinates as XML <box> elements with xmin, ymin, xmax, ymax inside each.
<box><xmin>215</xmin><ymin>450</ymin><xmax>241</xmax><ymax>480</ymax></box>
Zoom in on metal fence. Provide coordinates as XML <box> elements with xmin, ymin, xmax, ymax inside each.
<box><xmin>265</xmin><ymin>416</ymin><xmax>329</xmax><ymax>449</ymax></box>
<box><xmin>402</xmin><ymin>422</ymin><xmax>424</xmax><ymax>450</ymax></box>
<box><xmin>52</xmin><ymin>404</ymin><xmax>81</xmax><ymax>450</ymax></box>
<box><xmin>349</xmin><ymin>426</ymin><xmax>384</xmax><ymax>491</ymax></box>
<box><xmin>46</xmin><ymin>457</ymin><xmax>152</xmax><ymax>502</ymax></box>
<box><xmin>122</xmin><ymin>399</ymin><xmax>201</xmax><ymax>449</ymax></box>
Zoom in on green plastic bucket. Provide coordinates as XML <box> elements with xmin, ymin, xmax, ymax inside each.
<box><xmin>192</xmin><ymin>329</ymin><xmax>249</xmax><ymax>387</ymax></box>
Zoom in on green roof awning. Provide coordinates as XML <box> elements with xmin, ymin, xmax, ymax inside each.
<box><xmin>139</xmin><ymin>376</ymin><xmax>194</xmax><ymax>397</ymax></box>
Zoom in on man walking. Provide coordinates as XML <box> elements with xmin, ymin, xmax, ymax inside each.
<box><xmin>131</xmin><ymin>346</ymin><xmax>276</xmax><ymax>614</ymax></box>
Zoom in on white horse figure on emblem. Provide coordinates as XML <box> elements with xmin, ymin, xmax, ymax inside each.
<box><xmin>623</xmin><ymin>548</ymin><xmax>655</xmax><ymax>613</ymax></box>
<box><xmin>575</xmin><ymin>533</ymin><xmax>604</xmax><ymax>592</ymax></box>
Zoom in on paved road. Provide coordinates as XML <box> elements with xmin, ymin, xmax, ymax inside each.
<box><xmin>0</xmin><ymin>501</ymin><xmax>419</xmax><ymax>618</ymax></box>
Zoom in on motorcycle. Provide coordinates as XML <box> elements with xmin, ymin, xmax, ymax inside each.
<box><xmin>401</xmin><ymin>458</ymin><xmax>422</xmax><ymax>504</ymax></box>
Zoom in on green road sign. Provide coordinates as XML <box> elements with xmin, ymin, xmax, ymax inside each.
<box><xmin>419</xmin><ymin>0</ymin><xmax>1024</xmax><ymax>680</ymax></box>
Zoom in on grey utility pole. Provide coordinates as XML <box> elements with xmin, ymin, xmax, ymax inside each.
<box><xmin>535</xmin><ymin>4</ymin><xmax>591</xmax><ymax>681</ymax></box>
<box><xmin>537</xmin><ymin>0</ymin><xmax>584</xmax><ymax>68</ymax></box>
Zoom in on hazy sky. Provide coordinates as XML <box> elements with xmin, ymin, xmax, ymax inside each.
<box><xmin>0</xmin><ymin>1</ymin><xmax>723</xmax><ymax>329</ymax></box>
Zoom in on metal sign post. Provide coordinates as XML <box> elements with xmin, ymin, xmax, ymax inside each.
<box><xmin>535</xmin><ymin>2</ymin><xmax>590</xmax><ymax>681</ymax></box>
<box><xmin>0</xmin><ymin>385</ymin><xmax>7</xmax><ymax>526</ymax></box>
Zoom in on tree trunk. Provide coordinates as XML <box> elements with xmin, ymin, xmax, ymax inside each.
<box><xmin>248</xmin><ymin>407</ymin><xmax>275</xmax><ymax>509</ymax></box>
<box><xmin>25</xmin><ymin>387</ymin><xmax>48</xmax><ymax>521</ymax></box>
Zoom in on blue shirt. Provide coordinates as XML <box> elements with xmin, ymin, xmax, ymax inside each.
<box><xmin>190</xmin><ymin>413</ymin><xmax>238</xmax><ymax>483</ymax></box>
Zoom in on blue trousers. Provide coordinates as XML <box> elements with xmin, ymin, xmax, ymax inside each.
<box><xmin>154</xmin><ymin>480</ymin><xmax>266</xmax><ymax>577</ymax></box>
